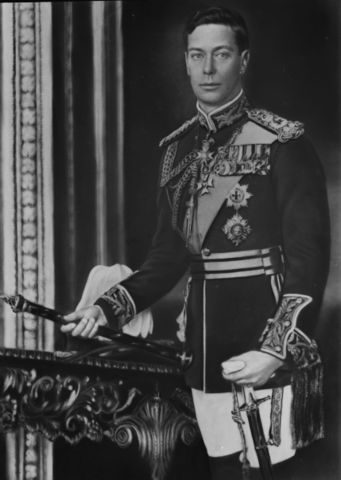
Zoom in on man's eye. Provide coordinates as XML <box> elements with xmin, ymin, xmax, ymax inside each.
<box><xmin>215</xmin><ymin>52</ymin><xmax>230</xmax><ymax>59</ymax></box>
<box><xmin>190</xmin><ymin>53</ymin><xmax>203</xmax><ymax>60</ymax></box>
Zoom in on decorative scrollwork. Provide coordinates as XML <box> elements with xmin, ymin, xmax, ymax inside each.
<box><xmin>0</xmin><ymin>367</ymin><xmax>33</xmax><ymax>393</ymax></box>
<box><xmin>0</xmin><ymin>398</ymin><xmax>18</xmax><ymax>430</ymax></box>
<box><xmin>113</xmin><ymin>424</ymin><xmax>134</xmax><ymax>447</ymax></box>
<box><xmin>0</xmin><ymin>365</ymin><xmax>198</xmax><ymax>480</ymax></box>
<box><xmin>112</xmin><ymin>394</ymin><xmax>198</xmax><ymax>480</ymax></box>
<box><xmin>18</xmin><ymin>373</ymin><xmax>141</xmax><ymax>444</ymax></box>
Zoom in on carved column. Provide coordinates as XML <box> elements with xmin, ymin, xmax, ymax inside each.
<box><xmin>1</xmin><ymin>2</ymin><xmax>54</xmax><ymax>479</ymax></box>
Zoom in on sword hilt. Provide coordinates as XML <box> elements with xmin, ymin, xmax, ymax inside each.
<box><xmin>239</xmin><ymin>386</ymin><xmax>271</xmax><ymax>413</ymax></box>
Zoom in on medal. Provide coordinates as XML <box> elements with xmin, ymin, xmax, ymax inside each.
<box><xmin>223</xmin><ymin>180</ymin><xmax>253</xmax><ymax>246</ymax></box>
<box><xmin>196</xmin><ymin>138</ymin><xmax>215</xmax><ymax>195</ymax></box>
<box><xmin>222</xmin><ymin>213</ymin><xmax>252</xmax><ymax>246</ymax></box>
<box><xmin>226</xmin><ymin>183</ymin><xmax>252</xmax><ymax>210</ymax></box>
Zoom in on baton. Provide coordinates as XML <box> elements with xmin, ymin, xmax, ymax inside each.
<box><xmin>0</xmin><ymin>293</ymin><xmax>193</xmax><ymax>369</ymax></box>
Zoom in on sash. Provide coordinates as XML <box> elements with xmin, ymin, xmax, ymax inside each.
<box><xmin>185</xmin><ymin>121</ymin><xmax>278</xmax><ymax>252</ymax></box>
<box><xmin>188</xmin><ymin>175</ymin><xmax>242</xmax><ymax>252</ymax></box>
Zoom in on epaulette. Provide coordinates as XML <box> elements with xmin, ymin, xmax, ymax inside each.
<box><xmin>159</xmin><ymin>115</ymin><xmax>198</xmax><ymax>148</ymax></box>
<box><xmin>247</xmin><ymin>109</ymin><xmax>304</xmax><ymax>143</ymax></box>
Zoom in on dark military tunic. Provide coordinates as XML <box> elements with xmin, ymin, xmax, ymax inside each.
<box><xmin>96</xmin><ymin>93</ymin><xmax>330</xmax><ymax>396</ymax></box>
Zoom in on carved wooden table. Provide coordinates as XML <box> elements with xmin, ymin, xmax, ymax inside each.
<box><xmin>0</xmin><ymin>346</ymin><xmax>199</xmax><ymax>480</ymax></box>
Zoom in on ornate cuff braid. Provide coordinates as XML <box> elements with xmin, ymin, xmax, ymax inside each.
<box><xmin>259</xmin><ymin>294</ymin><xmax>320</xmax><ymax>368</ymax></box>
<box><xmin>95</xmin><ymin>284</ymin><xmax>136</xmax><ymax>331</ymax></box>
<box><xmin>260</xmin><ymin>295</ymin><xmax>325</xmax><ymax>448</ymax></box>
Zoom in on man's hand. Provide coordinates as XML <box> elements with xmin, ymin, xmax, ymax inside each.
<box><xmin>221</xmin><ymin>350</ymin><xmax>284</xmax><ymax>388</ymax></box>
<box><xmin>61</xmin><ymin>305</ymin><xmax>108</xmax><ymax>338</ymax></box>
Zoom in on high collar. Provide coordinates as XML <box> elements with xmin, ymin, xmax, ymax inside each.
<box><xmin>197</xmin><ymin>90</ymin><xmax>249</xmax><ymax>133</ymax></box>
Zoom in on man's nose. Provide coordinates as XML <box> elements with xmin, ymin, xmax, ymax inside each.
<box><xmin>203</xmin><ymin>54</ymin><xmax>215</xmax><ymax>75</ymax></box>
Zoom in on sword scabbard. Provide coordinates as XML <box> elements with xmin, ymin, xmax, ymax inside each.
<box><xmin>240</xmin><ymin>386</ymin><xmax>274</xmax><ymax>480</ymax></box>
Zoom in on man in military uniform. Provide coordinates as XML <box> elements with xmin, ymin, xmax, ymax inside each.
<box><xmin>62</xmin><ymin>6</ymin><xmax>330</xmax><ymax>479</ymax></box>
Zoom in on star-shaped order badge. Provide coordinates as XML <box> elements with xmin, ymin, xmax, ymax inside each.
<box><xmin>222</xmin><ymin>213</ymin><xmax>252</xmax><ymax>246</ymax></box>
<box><xmin>196</xmin><ymin>175</ymin><xmax>214</xmax><ymax>195</ymax></box>
<box><xmin>226</xmin><ymin>183</ymin><xmax>252</xmax><ymax>210</ymax></box>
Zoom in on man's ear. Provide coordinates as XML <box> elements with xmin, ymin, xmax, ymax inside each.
<box><xmin>184</xmin><ymin>51</ymin><xmax>190</xmax><ymax>76</ymax></box>
<box><xmin>240</xmin><ymin>49</ymin><xmax>250</xmax><ymax>75</ymax></box>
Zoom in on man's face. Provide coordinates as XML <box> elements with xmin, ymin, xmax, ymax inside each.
<box><xmin>185</xmin><ymin>24</ymin><xmax>249</xmax><ymax>112</ymax></box>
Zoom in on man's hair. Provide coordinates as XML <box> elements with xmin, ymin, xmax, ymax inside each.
<box><xmin>184</xmin><ymin>6</ymin><xmax>249</xmax><ymax>53</ymax></box>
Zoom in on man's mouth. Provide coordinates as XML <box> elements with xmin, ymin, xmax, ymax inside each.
<box><xmin>200</xmin><ymin>83</ymin><xmax>220</xmax><ymax>90</ymax></box>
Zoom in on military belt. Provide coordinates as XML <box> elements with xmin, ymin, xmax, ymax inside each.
<box><xmin>190</xmin><ymin>246</ymin><xmax>284</xmax><ymax>280</ymax></box>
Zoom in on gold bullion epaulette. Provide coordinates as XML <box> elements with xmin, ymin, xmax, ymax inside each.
<box><xmin>247</xmin><ymin>109</ymin><xmax>304</xmax><ymax>143</ymax></box>
<box><xmin>159</xmin><ymin>115</ymin><xmax>198</xmax><ymax>148</ymax></box>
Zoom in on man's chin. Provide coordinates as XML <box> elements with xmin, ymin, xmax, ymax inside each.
<box><xmin>197</xmin><ymin>97</ymin><xmax>227</xmax><ymax>112</ymax></box>
<box><xmin>195</xmin><ymin>90</ymin><xmax>232</xmax><ymax>111</ymax></box>
<box><xmin>197</xmin><ymin>91</ymin><xmax>220</xmax><ymax>102</ymax></box>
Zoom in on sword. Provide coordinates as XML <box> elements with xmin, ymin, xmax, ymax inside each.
<box><xmin>238</xmin><ymin>386</ymin><xmax>274</xmax><ymax>480</ymax></box>
<box><xmin>223</xmin><ymin>361</ymin><xmax>274</xmax><ymax>479</ymax></box>
<box><xmin>0</xmin><ymin>293</ymin><xmax>193</xmax><ymax>369</ymax></box>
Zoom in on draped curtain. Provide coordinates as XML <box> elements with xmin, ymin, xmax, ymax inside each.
<box><xmin>0</xmin><ymin>2</ymin><xmax>126</xmax><ymax>478</ymax></box>
<box><xmin>52</xmin><ymin>1</ymin><xmax>125</xmax><ymax>325</ymax></box>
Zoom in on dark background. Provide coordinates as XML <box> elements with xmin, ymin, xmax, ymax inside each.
<box><xmin>53</xmin><ymin>0</ymin><xmax>340</xmax><ymax>479</ymax></box>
